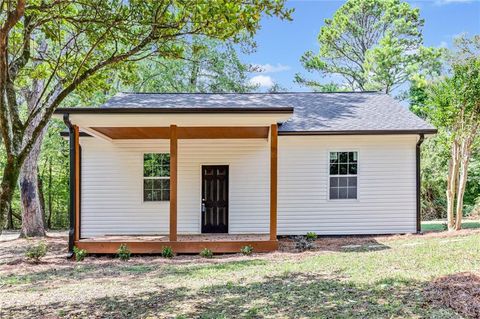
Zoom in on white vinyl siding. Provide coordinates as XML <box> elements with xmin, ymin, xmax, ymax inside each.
<box><xmin>80</xmin><ymin>138</ymin><xmax>269</xmax><ymax>237</ymax></box>
<box><xmin>278</xmin><ymin>135</ymin><xmax>417</xmax><ymax>235</ymax></box>
<box><xmin>80</xmin><ymin>134</ymin><xmax>417</xmax><ymax>237</ymax></box>
<box><xmin>80</xmin><ymin>139</ymin><xmax>170</xmax><ymax>237</ymax></box>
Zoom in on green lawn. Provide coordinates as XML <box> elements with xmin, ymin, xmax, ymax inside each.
<box><xmin>422</xmin><ymin>220</ymin><xmax>480</xmax><ymax>232</ymax></box>
<box><xmin>1</xmin><ymin>231</ymin><xmax>479</xmax><ymax>318</ymax></box>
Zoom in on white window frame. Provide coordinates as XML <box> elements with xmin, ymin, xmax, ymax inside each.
<box><xmin>328</xmin><ymin>150</ymin><xmax>359</xmax><ymax>201</ymax></box>
<box><xmin>143</xmin><ymin>153</ymin><xmax>170</xmax><ymax>202</ymax></box>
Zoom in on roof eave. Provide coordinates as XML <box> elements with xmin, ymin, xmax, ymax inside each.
<box><xmin>278</xmin><ymin>129</ymin><xmax>438</xmax><ymax>135</ymax></box>
<box><xmin>54</xmin><ymin>107</ymin><xmax>294</xmax><ymax>114</ymax></box>
<box><xmin>62</xmin><ymin>129</ymin><xmax>438</xmax><ymax>138</ymax></box>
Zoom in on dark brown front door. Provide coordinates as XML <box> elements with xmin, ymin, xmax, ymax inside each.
<box><xmin>201</xmin><ymin>165</ymin><xmax>228</xmax><ymax>233</ymax></box>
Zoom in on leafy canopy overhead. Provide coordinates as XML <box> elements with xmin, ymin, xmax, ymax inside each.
<box><xmin>295</xmin><ymin>0</ymin><xmax>441</xmax><ymax>93</ymax></box>
<box><xmin>0</xmin><ymin>0</ymin><xmax>292</xmax><ymax>161</ymax></box>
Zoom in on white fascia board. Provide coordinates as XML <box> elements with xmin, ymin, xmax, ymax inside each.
<box><xmin>57</xmin><ymin>113</ymin><xmax>292</xmax><ymax>127</ymax></box>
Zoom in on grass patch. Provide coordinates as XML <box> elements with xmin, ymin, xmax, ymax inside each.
<box><xmin>1</xmin><ymin>232</ymin><xmax>479</xmax><ymax>318</ymax></box>
<box><xmin>120</xmin><ymin>264</ymin><xmax>155</xmax><ymax>274</ymax></box>
<box><xmin>422</xmin><ymin>220</ymin><xmax>480</xmax><ymax>232</ymax></box>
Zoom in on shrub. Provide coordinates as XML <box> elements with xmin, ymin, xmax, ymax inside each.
<box><xmin>240</xmin><ymin>245</ymin><xmax>254</xmax><ymax>256</ymax></box>
<box><xmin>25</xmin><ymin>241</ymin><xmax>47</xmax><ymax>263</ymax></box>
<box><xmin>117</xmin><ymin>243</ymin><xmax>131</xmax><ymax>261</ymax></box>
<box><xmin>306</xmin><ymin>232</ymin><xmax>318</xmax><ymax>241</ymax></box>
<box><xmin>73</xmin><ymin>246</ymin><xmax>87</xmax><ymax>262</ymax></box>
<box><xmin>200</xmin><ymin>248</ymin><xmax>213</xmax><ymax>258</ymax></box>
<box><xmin>161</xmin><ymin>246</ymin><xmax>174</xmax><ymax>258</ymax></box>
<box><xmin>294</xmin><ymin>236</ymin><xmax>315</xmax><ymax>252</ymax></box>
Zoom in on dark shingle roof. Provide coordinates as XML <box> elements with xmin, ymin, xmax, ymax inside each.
<box><xmin>101</xmin><ymin>92</ymin><xmax>294</xmax><ymax>109</ymax></box>
<box><xmin>91</xmin><ymin>92</ymin><xmax>435</xmax><ymax>134</ymax></box>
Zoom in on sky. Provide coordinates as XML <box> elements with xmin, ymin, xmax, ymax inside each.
<box><xmin>241</xmin><ymin>0</ymin><xmax>480</xmax><ymax>92</ymax></box>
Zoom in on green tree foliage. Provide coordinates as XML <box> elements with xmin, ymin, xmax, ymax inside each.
<box><xmin>413</xmin><ymin>35</ymin><xmax>480</xmax><ymax>228</ymax></box>
<box><xmin>420</xmin><ymin>135</ymin><xmax>480</xmax><ymax>220</ymax></box>
<box><xmin>268</xmin><ymin>82</ymin><xmax>287</xmax><ymax>93</ymax></box>
<box><xmin>405</xmin><ymin>75</ymin><xmax>431</xmax><ymax>120</ymax></box>
<box><xmin>126</xmin><ymin>38</ymin><xmax>257</xmax><ymax>93</ymax></box>
<box><xmin>296</xmin><ymin>0</ymin><xmax>441</xmax><ymax>93</ymax></box>
<box><xmin>292</xmin><ymin>77</ymin><xmax>346</xmax><ymax>92</ymax></box>
<box><xmin>38</xmin><ymin>121</ymin><xmax>69</xmax><ymax>229</ymax></box>
<box><xmin>1</xmin><ymin>36</ymin><xmax>268</xmax><ymax>231</ymax></box>
<box><xmin>0</xmin><ymin>0</ymin><xmax>292</xmax><ymax>233</ymax></box>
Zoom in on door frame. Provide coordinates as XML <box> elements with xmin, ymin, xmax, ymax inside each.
<box><xmin>200</xmin><ymin>164</ymin><xmax>230</xmax><ymax>234</ymax></box>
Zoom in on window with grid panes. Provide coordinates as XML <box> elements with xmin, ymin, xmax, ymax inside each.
<box><xmin>143</xmin><ymin>153</ymin><xmax>170</xmax><ymax>201</ymax></box>
<box><xmin>329</xmin><ymin>151</ymin><xmax>357</xmax><ymax>199</ymax></box>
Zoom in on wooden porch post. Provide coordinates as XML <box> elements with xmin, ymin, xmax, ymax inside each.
<box><xmin>170</xmin><ymin>125</ymin><xmax>178</xmax><ymax>241</ymax></box>
<box><xmin>270</xmin><ymin>124</ymin><xmax>278</xmax><ymax>241</ymax></box>
<box><xmin>74</xmin><ymin>125</ymin><xmax>80</xmax><ymax>242</ymax></box>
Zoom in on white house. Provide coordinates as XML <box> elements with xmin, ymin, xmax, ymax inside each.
<box><xmin>54</xmin><ymin>92</ymin><xmax>436</xmax><ymax>254</ymax></box>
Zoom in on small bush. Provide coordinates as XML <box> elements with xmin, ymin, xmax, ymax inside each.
<box><xmin>200</xmin><ymin>248</ymin><xmax>213</xmax><ymax>258</ymax></box>
<box><xmin>294</xmin><ymin>236</ymin><xmax>315</xmax><ymax>252</ymax></box>
<box><xmin>240</xmin><ymin>245</ymin><xmax>254</xmax><ymax>256</ymax></box>
<box><xmin>161</xmin><ymin>246</ymin><xmax>174</xmax><ymax>258</ymax></box>
<box><xmin>306</xmin><ymin>232</ymin><xmax>318</xmax><ymax>241</ymax></box>
<box><xmin>25</xmin><ymin>241</ymin><xmax>47</xmax><ymax>263</ymax></box>
<box><xmin>117</xmin><ymin>243</ymin><xmax>131</xmax><ymax>261</ymax></box>
<box><xmin>73</xmin><ymin>246</ymin><xmax>87</xmax><ymax>262</ymax></box>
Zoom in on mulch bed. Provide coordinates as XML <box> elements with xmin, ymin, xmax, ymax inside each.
<box><xmin>425</xmin><ymin>272</ymin><xmax>480</xmax><ymax>319</ymax></box>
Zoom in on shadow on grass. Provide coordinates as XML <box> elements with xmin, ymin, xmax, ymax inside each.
<box><xmin>1</xmin><ymin>272</ymin><xmax>458</xmax><ymax>319</ymax></box>
<box><xmin>0</xmin><ymin>258</ymin><xmax>268</xmax><ymax>287</ymax></box>
<box><xmin>339</xmin><ymin>238</ymin><xmax>390</xmax><ymax>253</ymax></box>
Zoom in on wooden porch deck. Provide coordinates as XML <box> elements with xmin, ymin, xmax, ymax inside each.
<box><xmin>76</xmin><ymin>234</ymin><xmax>277</xmax><ymax>254</ymax></box>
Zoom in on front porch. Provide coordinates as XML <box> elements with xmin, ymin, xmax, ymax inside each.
<box><xmin>76</xmin><ymin>234</ymin><xmax>277</xmax><ymax>254</ymax></box>
<box><xmin>59</xmin><ymin>106</ymin><xmax>291</xmax><ymax>254</ymax></box>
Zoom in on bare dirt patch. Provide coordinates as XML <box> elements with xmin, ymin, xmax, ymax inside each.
<box><xmin>426</xmin><ymin>272</ymin><xmax>480</xmax><ymax>319</ymax></box>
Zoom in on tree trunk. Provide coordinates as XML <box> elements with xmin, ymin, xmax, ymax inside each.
<box><xmin>38</xmin><ymin>171</ymin><xmax>46</xmax><ymax>225</ymax></box>
<box><xmin>0</xmin><ymin>158</ymin><xmax>21</xmax><ymax>233</ymax></box>
<box><xmin>47</xmin><ymin>158</ymin><xmax>53</xmax><ymax>229</ymax></box>
<box><xmin>6</xmin><ymin>205</ymin><xmax>13</xmax><ymax>229</ymax></box>
<box><xmin>454</xmin><ymin>136</ymin><xmax>475</xmax><ymax>231</ymax></box>
<box><xmin>446</xmin><ymin>139</ymin><xmax>460</xmax><ymax>231</ymax></box>
<box><xmin>18</xmin><ymin>75</ymin><xmax>51</xmax><ymax>237</ymax></box>
<box><xmin>454</xmin><ymin>158</ymin><xmax>469</xmax><ymax>230</ymax></box>
<box><xmin>19</xmin><ymin>127</ymin><xmax>47</xmax><ymax>237</ymax></box>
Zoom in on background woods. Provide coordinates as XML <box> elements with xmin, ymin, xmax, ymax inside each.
<box><xmin>412</xmin><ymin>36</ymin><xmax>480</xmax><ymax>228</ymax></box>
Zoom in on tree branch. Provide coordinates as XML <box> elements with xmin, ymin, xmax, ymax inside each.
<box><xmin>0</xmin><ymin>0</ymin><xmax>25</xmax><ymax>33</ymax></box>
<box><xmin>19</xmin><ymin>30</ymin><xmax>159</xmax><ymax>162</ymax></box>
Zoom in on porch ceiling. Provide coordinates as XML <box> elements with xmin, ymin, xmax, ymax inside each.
<box><xmin>90</xmin><ymin>126</ymin><xmax>270</xmax><ymax>139</ymax></box>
